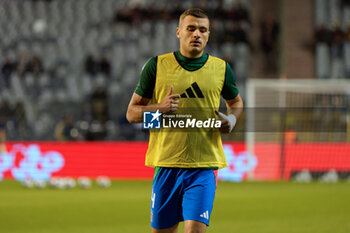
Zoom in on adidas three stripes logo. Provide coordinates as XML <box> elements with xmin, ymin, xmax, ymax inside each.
<box><xmin>180</xmin><ymin>82</ymin><xmax>204</xmax><ymax>98</ymax></box>
<box><xmin>200</xmin><ymin>210</ymin><xmax>209</xmax><ymax>220</ymax></box>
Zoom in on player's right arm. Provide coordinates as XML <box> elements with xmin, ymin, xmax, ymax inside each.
<box><xmin>126</xmin><ymin>88</ymin><xmax>180</xmax><ymax>123</ymax></box>
<box><xmin>126</xmin><ymin>57</ymin><xmax>180</xmax><ymax>123</ymax></box>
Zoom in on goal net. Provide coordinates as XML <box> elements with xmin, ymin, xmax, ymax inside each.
<box><xmin>245</xmin><ymin>79</ymin><xmax>350</xmax><ymax>181</ymax></box>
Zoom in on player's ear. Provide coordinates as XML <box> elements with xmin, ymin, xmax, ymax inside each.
<box><xmin>176</xmin><ymin>27</ymin><xmax>180</xmax><ymax>39</ymax></box>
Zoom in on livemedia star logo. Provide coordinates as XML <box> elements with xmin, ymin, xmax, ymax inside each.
<box><xmin>143</xmin><ymin>109</ymin><xmax>222</xmax><ymax>130</ymax></box>
<box><xmin>143</xmin><ymin>110</ymin><xmax>162</xmax><ymax>129</ymax></box>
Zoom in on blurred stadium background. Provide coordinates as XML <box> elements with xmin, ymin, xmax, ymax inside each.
<box><xmin>0</xmin><ymin>0</ymin><xmax>350</xmax><ymax>232</ymax></box>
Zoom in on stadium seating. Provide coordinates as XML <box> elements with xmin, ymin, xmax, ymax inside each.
<box><xmin>314</xmin><ymin>0</ymin><xmax>350</xmax><ymax>79</ymax></box>
<box><xmin>0</xmin><ymin>0</ymin><xmax>251</xmax><ymax>140</ymax></box>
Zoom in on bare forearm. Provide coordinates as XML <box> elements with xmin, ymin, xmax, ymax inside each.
<box><xmin>126</xmin><ymin>89</ymin><xmax>180</xmax><ymax>123</ymax></box>
<box><xmin>227</xmin><ymin>102</ymin><xmax>243</xmax><ymax>119</ymax></box>
<box><xmin>126</xmin><ymin>103</ymin><xmax>161</xmax><ymax>123</ymax></box>
<box><xmin>216</xmin><ymin>95</ymin><xmax>243</xmax><ymax>134</ymax></box>
<box><xmin>227</xmin><ymin>95</ymin><xmax>243</xmax><ymax>120</ymax></box>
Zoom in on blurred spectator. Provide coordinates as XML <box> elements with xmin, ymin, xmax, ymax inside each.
<box><xmin>331</xmin><ymin>22</ymin><xmax>344</xmax><ymax>42</ymax></box>
<box><xmin>170</xmin><ymin>4</ymin><xmax>183</xmax><ymax>20</ymax></box>
<box><xmin>85</xmin><ymin>120</ymin><xmax>107</xmax><ymax>141</ymax></box>
<box><xmin>12</xmin><ymin>102</ymin><xmax>26</xmax><ymax>127</ymax></box>
<box><xmin>225</xmin><ymin>5</ymin><xmax>235</xmax><ymax>21</ymax></box>
<box><xmin>130</xmin><ymin>3</ymin><xmax>146</xmax><ymax>24</ymax></box>
<box><xmin>330</xmin><ymin>35</ymin><xmax>344</xmax><ymax>59</ymax></box>
<box><xmin>260</xmin><ymin>16</ymin><xmax>279</xmax><ymax>73</ymax></box>
<box><xmin>330</xmin><ymin>22</ymin><xmax>344</xmax><ymax>59</ymax></box>
<box><xmin>0</xmin><ymin>100</ymin><xmax>12</xmax><ymax>120</ymax></box>
<box><xmin>99</xmin><ymin>56</ymin><xmax>111</xmax><ymax>76</ymax></box>
<box><xmin>26</xmin><ymin>55</ymin><xmax>44</xmax><ymax>76</ymax></box>
<box><xmin>114</xmin><ymin>5</ymin><xmax>144</xmax><ymax>25</ymax></box>
<box><xmin>90</xmin><ymin>86</ymin><xmax>109</xmax><ymax>123</ymax></box>
<box><xmin>14</xmin><ymin>52</ymin><xmax>44</xmax><ymax>77</ymax></box>
<box><xmin>54</xmin><ymin>115</ymin><xmax>80</xmax><ymax>141</ymax></box>
<box><xmin>210</xmin><ymin>19</ymin><xmax>225</xmax><ymax>44</ymax></box>
<box><xmin>210</xmin><ymin>2</ymin><xmax>225</xmax><ymax>20</ymax></box>
<box><xmin>84</xmin><ymin>54</ymin><xmax>98</xmax><ymax>76</ymax></box>
<box><xmin>0</xmin><ymin>101</ymin><xmax>11</xmax><ymax>145</ymax></box>
<box><xmin>158</xmin><ymin>6</ymin><xmax>172</xmax><ymax>21</ymax></box>
<box><xmin>84</xmin><ymin>55</ymin><xmax>111</xmax><ymax>77</ymax></box>
<box><xmin>1</xmin><ymin>56</ymin><xmax>17</xmax><ymax>88</ymax></box>
<box><xmin>224</xmin><ymin>21</ymin><xmax>237</xmax><ymax>43</ymax></box>
<box><xmin>232</xmin><ymin>22</ymin><xmax>250</xmax><ymax>45</ymax></box>
<box><xmin>233</xmin><ymin>3</ymin><xmax>250</xmax><ymax>23</ymax></box>
<box><xmin>315</xmin><ymin>24</ymin><xmax>332</xmax><ymax>45</ymax></box>
<box><xmin>197</xmin><ymin>0</ymin><xmax>209</xmax><ymax>15</ymax></box>
<box><xmin>345</xmin><ymin>24</ymin><xmax>350</xmax><ymax>41</ymax></box>
<box><xmin>16</xmin><ymin>52</ymin><xmax>28</xmax><ymax>77</ymax></box>
<box><xmin>80</xmin><ymin>102</ymin><xmax>93</xmax><ymax>122</ymax></box>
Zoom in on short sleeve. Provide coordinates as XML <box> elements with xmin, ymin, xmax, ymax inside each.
<box><xmin>134</xmin><ymin>56</ymin><xmax>157</xmax><ymax>99</ymax></box>
<box><xmin>221</xmin><ymin>62</ymin><xmax>239</xmax><ymax>100</ymax></box>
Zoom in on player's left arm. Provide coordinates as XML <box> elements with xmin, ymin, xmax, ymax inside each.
<box><xmin>217</xmin><ymin>62</ymin><xmax>244</xmax><ymax>133</ymax></box>
<box><xmin>216</xmin><ymin>94</ymin><xmax>243</xmax><ymax>134</ymax></box>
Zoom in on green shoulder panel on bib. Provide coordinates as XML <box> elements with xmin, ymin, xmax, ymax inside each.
<box><xmin>135</xmin><ymin>56</ymin><xmax>157</xmax><ymax>98</ymax></box>
<box><xmin>222</xmin><ymin>62</ymin><xmax>239</xmax><ymax>100</ymax></box>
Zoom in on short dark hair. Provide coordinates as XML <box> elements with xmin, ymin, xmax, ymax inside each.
<box><xmin>179</xmin><ymin>8</ymin><xmax>209</xmax><ymax>23</ymax></box>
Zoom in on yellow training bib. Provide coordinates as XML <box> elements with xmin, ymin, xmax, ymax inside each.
<box><xmin>145</xmin><ymin>52</ymin><xmax>228</xmax><ymax>169</ymax></box>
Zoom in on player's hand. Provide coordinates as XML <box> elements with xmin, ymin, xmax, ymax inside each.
<box><xmin>215</xmin><ymin>111</ymin><xmax>237</xmax><ymax>134</ymax></box>
<box><xmin>159</xmin><ymin>86</ymin><xmax>181</xmax><ymax>113</ymax></box>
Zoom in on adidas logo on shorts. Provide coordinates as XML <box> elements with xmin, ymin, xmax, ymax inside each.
<box><xmin>200</xmin><ymin>210</ymin><xmax>209</xmax><ymax>220</ymax></box>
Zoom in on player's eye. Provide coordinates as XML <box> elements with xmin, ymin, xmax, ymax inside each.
<box><xmin>199</xmin><ymin>27</ymin><xmax>208</xmax><ymax>33</ymax></box>
<box><xmin>187</xmin><ymin>26</ymin><xmax>196</xmax><ymax>32</ymax></box>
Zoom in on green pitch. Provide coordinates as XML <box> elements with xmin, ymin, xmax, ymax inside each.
<box><xmin>0</xmin><ymin>180</ymin><xmax>349</xmax><ymax>233</ymax></box>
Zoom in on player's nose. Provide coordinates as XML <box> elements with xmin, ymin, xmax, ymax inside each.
<box><xmin>193</xmin><ymin>29</ymin><xmax>200</xmax><ymax>38</ymax></box>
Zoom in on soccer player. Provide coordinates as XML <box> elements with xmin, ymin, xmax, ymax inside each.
<box><xmin>126</xmin><ymin>8</ymin><xmax>243</xmax><ymax>233</ymax></box>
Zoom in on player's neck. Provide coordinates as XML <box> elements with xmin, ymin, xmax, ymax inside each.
<box><xmin>179</xmin><ymin>48</ymin><xmax>204</xmax><ymax>59</ymax></box>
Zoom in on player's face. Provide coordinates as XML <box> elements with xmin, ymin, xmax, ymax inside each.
<box><xmin>177</xmin><ymin>15</ymin><xmax>210</xmax><ymax>58</ymax></box>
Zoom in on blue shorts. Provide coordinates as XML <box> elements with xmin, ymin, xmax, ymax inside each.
<box><xmin>151</xmin><ymin>167</ymin><xmax>218</xmax><ymax>229</ymax></box>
